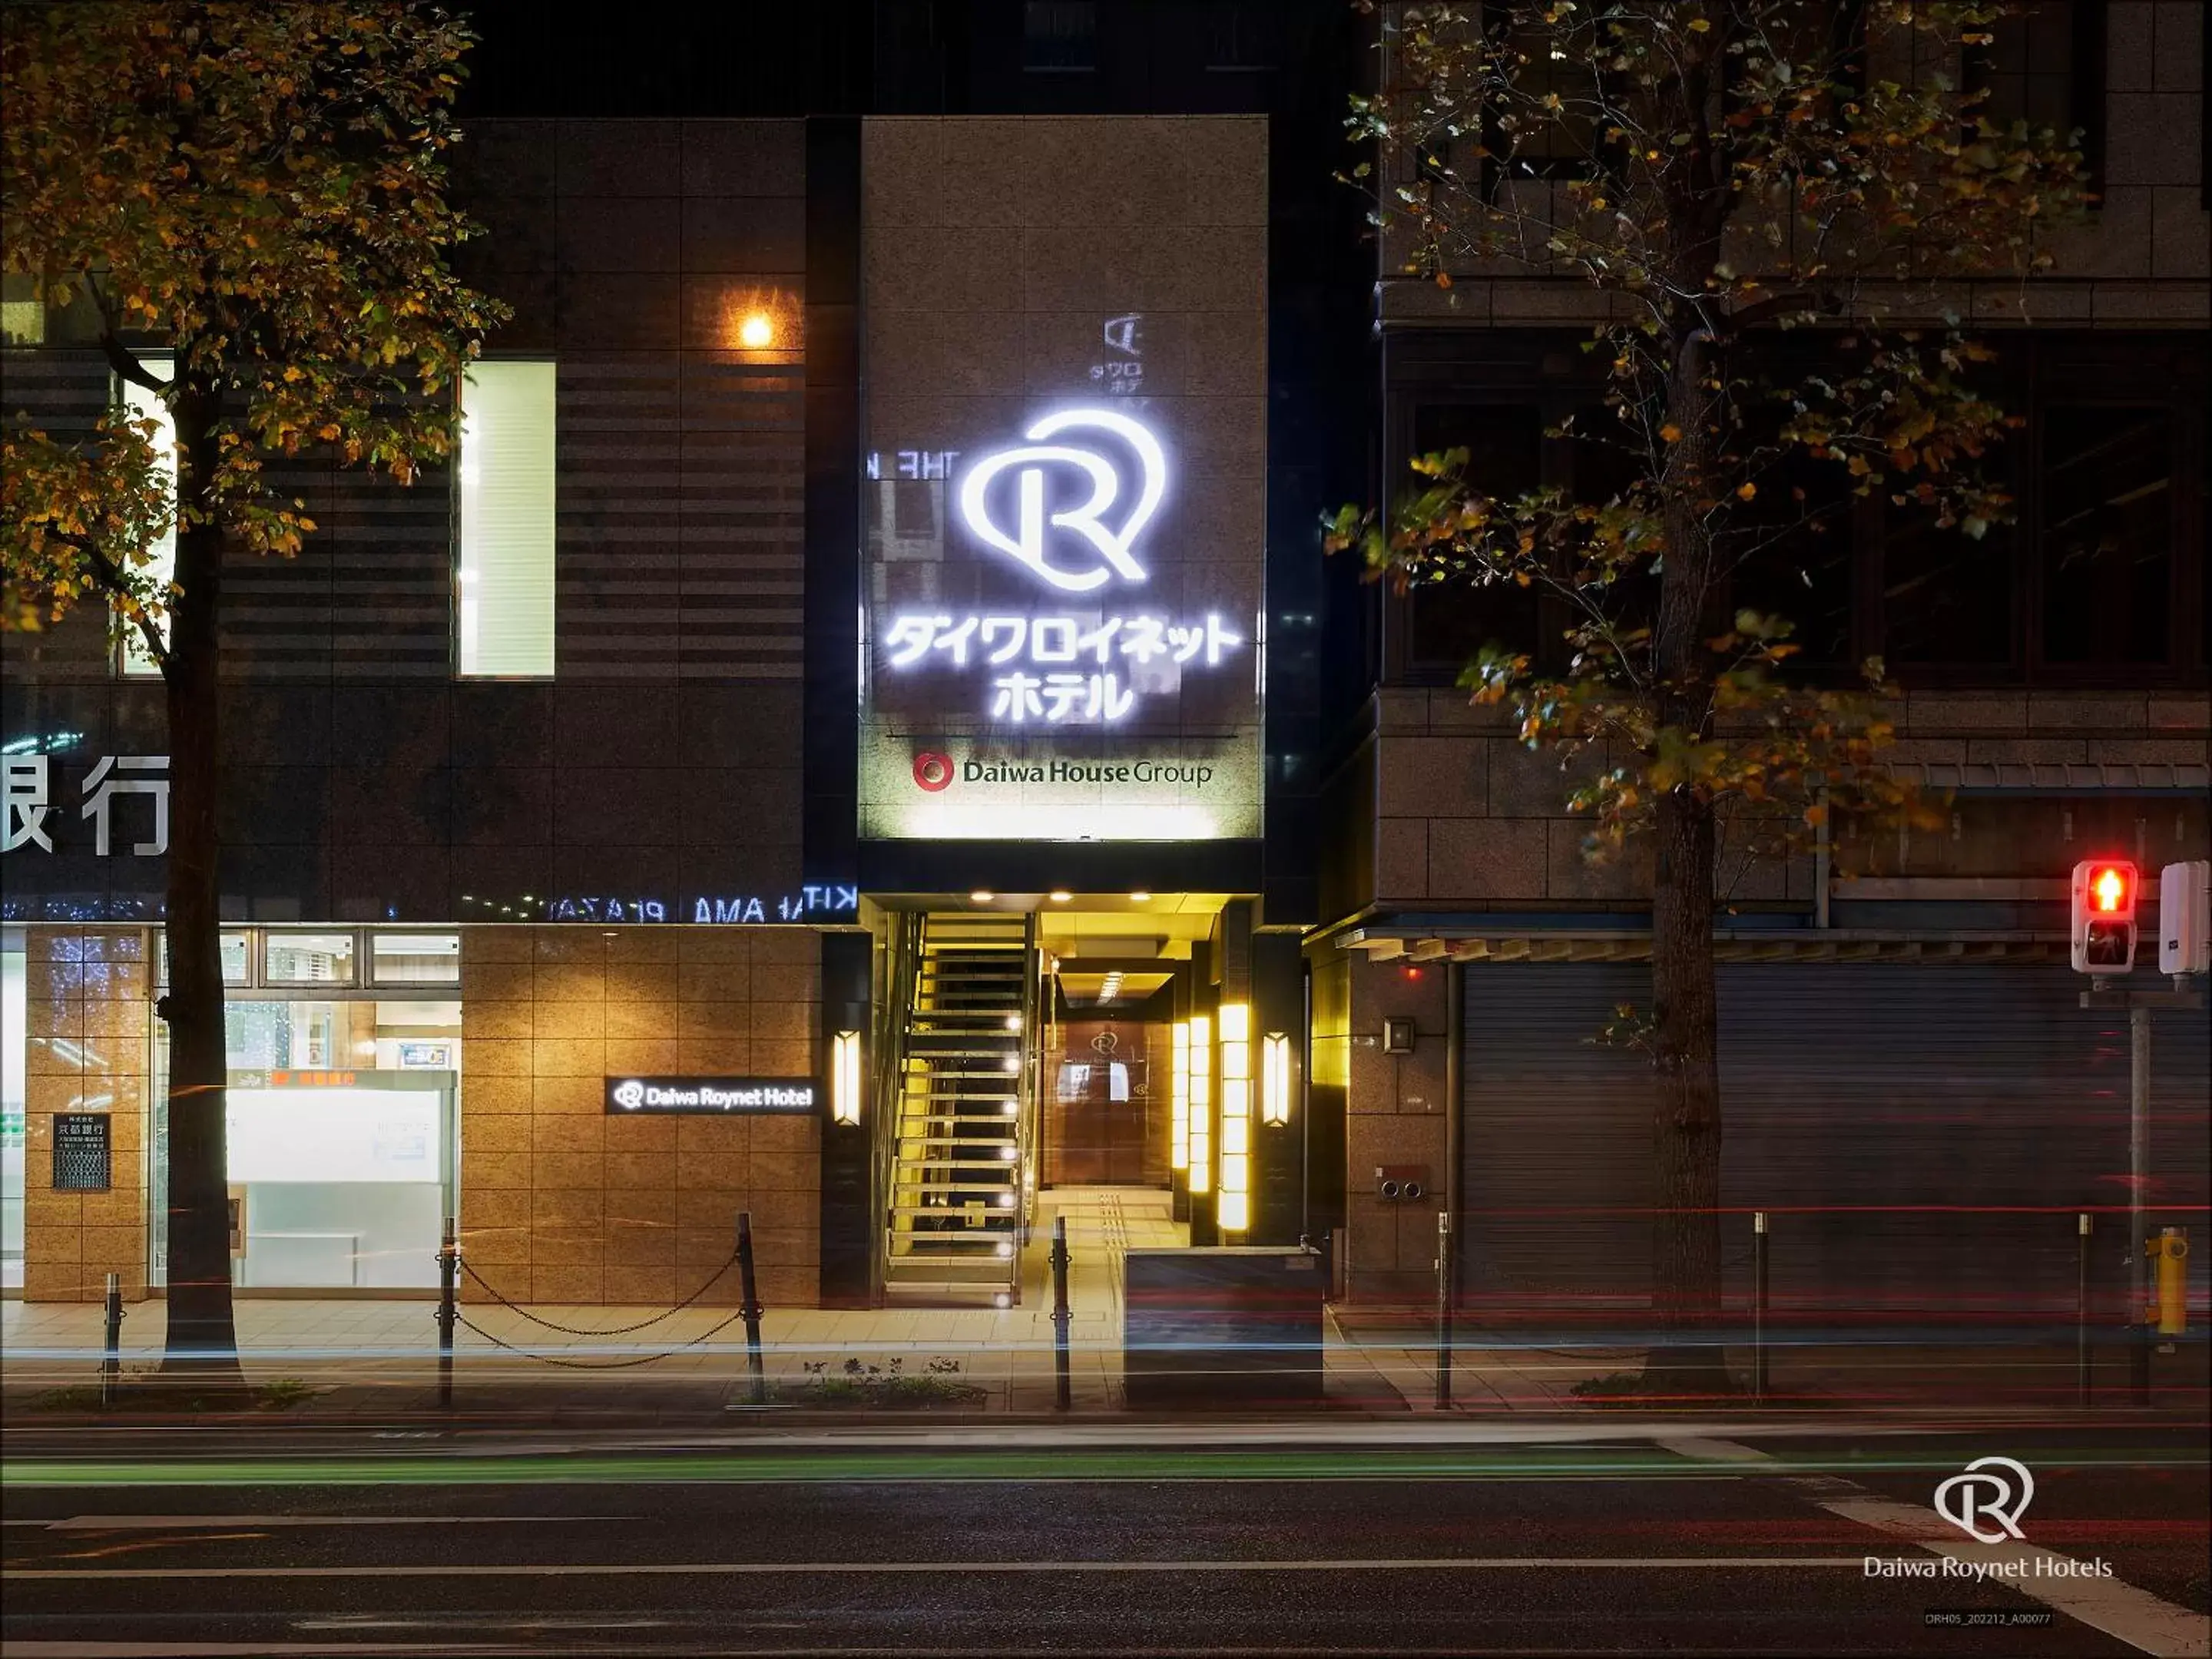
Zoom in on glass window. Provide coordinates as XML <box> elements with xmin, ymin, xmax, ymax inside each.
<box><xmin>1976</xmin><ymin>2</ymin><xmax>2082</xmax><ymax>131</ymax></box>
<box><xmin>1404</xmin><ymin>404</ymin><xmax>1544</xmax><ymax>672</ymax></box>
<box><xmin>369</xmin><ymin>932</ymin><xmax>461</xmax><ymax>986</ymax></box>
<box><xmin>263</xmin><ymin>932</ymin><xmax>357</xmax><ymax>987</ymax></box>
<box><xmin>1</xmin><ymin>273</ymin><xmax>43</xmax><ymax>346</ymax></box>
<box><xmin>457</xmin><ymin>359</ymin><xmax>556</xmax><ymax>677</ymax></box>
<box><xmin>1727</xmin><ymin>449</ymin><xmax>1856</xmax><ymax>670</ymax></box>
<box><xmin>118</xmin><ymin>354</ymin><xmax>176</xmax><ymax>677</ymax></box>
<box><xmin>1024</xmin><ymin>1</ymin><xmax>1097</xmax><ymax>71</ymax></box>
<box><xmin>157</xmin><ymin>929</ymin><xmax>253</xmax><ymax>988</ymax></box>
<box><xmin>2039</xmin><ymin>407</ymin><xmax>2173</xmax><ymax>666</ymax></box>
<box><xmin>1883</xmin><ymin>508</ymin><xmax>2016</xmax><ymax>667</ymax></box>
<box><xmin>2</xmin><ymin>932</ymin><xmax>25</xmax><ymax>1291</ymax></box>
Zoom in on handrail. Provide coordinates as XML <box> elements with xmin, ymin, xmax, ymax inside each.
<box><xmin>869</xmin><ymin>909</ymin><xmax>922</xmax><ymax>1301</ymax></box>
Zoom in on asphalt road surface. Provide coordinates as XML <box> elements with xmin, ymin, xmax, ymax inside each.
<box><xmin>4</xmin><ymin>1422</ymin><xmax>2206</xmax><ymax>1656</ymax></box>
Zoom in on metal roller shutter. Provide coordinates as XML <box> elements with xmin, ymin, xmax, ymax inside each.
<box><xmin>1460</xmin><ymin>962</ymin><xmax>2210</xmax><ymax>1328</ymax></box>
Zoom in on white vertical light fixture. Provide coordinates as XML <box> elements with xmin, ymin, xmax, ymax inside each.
<box><xmin>830</xmin><ymin>1029</ymin><xmax>862</xmax><ymax>1126</ymax></box>
<box><xmin>458</xmin><ymin>359</ymin><xmax>557</xmax><ymax>677</ymax></box>
<box><xmin>1217</xmin><ymin>1003</ymin><xmax>1250</xmax><ymax>1233</ymax></box>
<box><xmin>1187</xmin><ymin>1012</ymin><xmax>1213</xmax><ymax>1197</ymax></box>
<box><xmin>1261</xmin><ymin>1031</ymin><xmax>1291</xmax><ymax>1128</ymax></box>
<box><xmin>1170</xmin><ymin>1018</ymin><xmax>1190</xmax><ymax>1172</ymax></box>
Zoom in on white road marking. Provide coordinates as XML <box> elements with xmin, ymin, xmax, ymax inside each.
<box><xmin>1655</xmin><ymin>1436</ymin><xmax>2212</xmax><ymax>1659</ymax></box>
<box><xmin>4</xmin><ymin>1555</ymin><xmax>1868</xmax><ymax>1580</ymax></box>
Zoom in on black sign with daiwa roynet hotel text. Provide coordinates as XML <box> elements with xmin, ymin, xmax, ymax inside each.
<box><xmin>603</xmin><ymin>1076</ymin><xmax>817</xmax><ymax>1115</ymax></box>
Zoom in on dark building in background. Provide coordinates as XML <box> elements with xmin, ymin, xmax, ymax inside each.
<box><xmin>2</xmin><ymin>2</ymin><xmax>2203</xmax><ymax>1327</ymax></box>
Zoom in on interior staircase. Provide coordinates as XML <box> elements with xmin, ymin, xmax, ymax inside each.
<box><xmin>882</xmin><ymin>912</ymin><xmax>1038</xmax><ymax>1304</ymax></box>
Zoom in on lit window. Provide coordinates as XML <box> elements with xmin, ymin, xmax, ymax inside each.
<box><xmin>118</xmin><ymin>354</ymin><xmax>176</xmax><ymax>677</ymax></box>
<box><xmin>369</xmin><ymin>932</ymin><xmax>461</xmax><ymax>986</ymax></box>
<box><xmin>457</xmin><ymin>360</ymin><xmax>556</xmax><ymax>677</ymax></box>
<box><xmin>263</xmin><ymin>932</ymin><xmax>357</xmax><ymax>987</ymax></box>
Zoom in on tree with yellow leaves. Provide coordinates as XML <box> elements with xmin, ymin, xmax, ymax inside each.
<box><xmin>2</xmin><ymin>2</ymin><xmax>505</xmax><ymax>1376</ymax></box>
<box><xmin>1330</xmin><ymin>1</ymin><xmax>2090</xmax><ymax>1390</ymax></box>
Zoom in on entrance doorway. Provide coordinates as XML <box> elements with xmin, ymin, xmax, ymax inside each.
<box><xmin>1048</xmin><ymin>1017</ymin><xmax>1164</xmax><ymax>1186</ymax></box>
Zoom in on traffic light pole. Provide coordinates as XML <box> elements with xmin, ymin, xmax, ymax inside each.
<box><xmin>2130</xmin><ymin>1005</ymin><xmax>2151</xmax><ymax>1406</ymax></box>
<box><xmin>2081</xmin><ymin>985</ymin><xmax>2202</xmax><ymax>1408</ymax></box>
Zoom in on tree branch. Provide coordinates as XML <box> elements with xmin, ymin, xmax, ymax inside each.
<box><xmin>81</xmin><ymin>275</ymin><xmax>170</xmax><ymax>394</ymax></box>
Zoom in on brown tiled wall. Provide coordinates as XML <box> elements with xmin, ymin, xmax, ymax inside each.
<box><xmin>457</xmin><ymin>926</ymin><xmax>821</xmax><ymax>1308</ymax></box>
<box><xmin>22</xmin><ymin>928</ymin><xmax>152</xmax><ymax>1303</ymax></box>
<box><xmin>1359</xmin><ymin>689</ymin><xmax>2212</xmax><ymax>909</ymax></box>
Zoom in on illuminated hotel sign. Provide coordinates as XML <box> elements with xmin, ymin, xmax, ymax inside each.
<box><xmin>859</xmin><ymin>388</ymin><xmax>1263</xmax><ymax>842</ymax></box>
<box><xmin>604</xmin><ymin>1076</ymin><xmax>818</xmax><ymax>1115</ymax></box>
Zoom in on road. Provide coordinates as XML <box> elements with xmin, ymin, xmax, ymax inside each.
<box><xmin>4</xmin><ymin>1422</ymin><xmax>2206</xmax><ymax>1656</ymax></box>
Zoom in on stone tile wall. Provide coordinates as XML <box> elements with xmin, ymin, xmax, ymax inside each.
<box><xmin>457</xmin><ymin>925</ymin><xmax>821</xmax><ymax>1309</ymax></box>
<box><xmin>22</xmin><ymin>928</ymin><xmax>152</xmax><ymax>1302</ymax></box>
<box><xmin>1357</xmin><ymin>688</ymin><xmax>2211</xmax><ymax>909</ymax></box>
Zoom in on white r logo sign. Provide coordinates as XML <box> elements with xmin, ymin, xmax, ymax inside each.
<box><xmin>957</xmin><ymin>408</ymin><xmax>1167</xmax><ymax>594</ymax></box>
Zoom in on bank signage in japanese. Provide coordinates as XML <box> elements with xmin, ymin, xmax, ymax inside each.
<box><xmin>52</xmin><ymin>1112</ymin><xmax>113</xmax><ymax>1192</ymax></box>
<box><xmin>3</xmin><ymin>752</ymin><xmax>169</xmax><ymax>857</ymax></box>
<box><xmin>604</xmin><ymin>1075</ymin><xmax>817</xmax><ymax>1115</ymax></box>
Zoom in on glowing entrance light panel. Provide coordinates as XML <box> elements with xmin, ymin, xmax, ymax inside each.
<box><xmin>1217</xmin><ymin>1003</ymin><xmax>1250</xmax><ymax>1233</ymax></box>
<box><xmin>1171</xmin><ymin>1019</ymin><xmax>1190</xmax><ymax>1171</ymax></box>
<box><xmin>1187</xmin><ymin>1013</ymin><xmax>1213</xmax><ymax>1196</ymax></box>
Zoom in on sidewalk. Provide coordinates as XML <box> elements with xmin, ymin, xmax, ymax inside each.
<box><xmin>0</xmin><ymin>1189</ymin><xmax>1400</xmax><ymax>1420</ymax></box>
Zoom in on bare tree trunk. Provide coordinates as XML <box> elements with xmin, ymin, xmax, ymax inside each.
<box><xmin>1642</xmin><ymin>325</ymin><xmax>1731</xmax><ymax>1393</ymax></box>
<box><xmin>155</xmin><ymin>379</ymin><xmax>240</xmax><ymax>1383</ymax></box>
<box><xmin>1647</xmin><ymin>787</ymin><xmax>1727</xmax><ymax>1391</ymax></box>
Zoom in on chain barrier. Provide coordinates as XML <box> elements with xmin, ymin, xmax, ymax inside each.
<box><xmin>454</xmin><ymin>1252</ymin><xmax>739</xmax><ymax>1336</ymax></box>
<box><xmin>453</xmin><ymin>1306</ymin><xmax>753</xmax><ymax>1370</ymax></box>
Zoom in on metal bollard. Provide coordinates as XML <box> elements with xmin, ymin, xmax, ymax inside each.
<box><xmin>1751</xmin><ymin>1212</ymin><xmax>1770</xmax><ymax>1405</ymax></box>
<box><xmin>101</xmin><ymin>1272</ymin><xmax>124</xmax><ymax>1409</ymax></box>
<box><xmin>737</xmin><ymin>1210</ymin><xmax>766</xmax><ymax>1406</ymax></box>
<box><xmin>435</xmin><ymin>1218</ymin><xmax>459</xmax><ymax>1409</ymax></box>
<box><xmin>1050</xmin><ymin>1216</ymin><xmax>1072</xmax><ymax>1412</ymax></box>
<box><xmin>1435</xmin><ymin>1210</ymin><xmax>1453</xmax><ymax>1410</ymax></box>
<box><xmin>2077</xmin><ymin>1213</ymin><xmax>2094</xmax><ymax>1409</ymax></box>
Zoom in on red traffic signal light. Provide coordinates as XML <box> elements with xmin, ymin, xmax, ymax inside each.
<box><xmin>2090</xmin><ymin>864</ymin><xmax>2131</xmax><ymax>915</ymax></box>
<box><xmin>2071</xmin><ymin>859</ymin><xmax>2138</xmax><ymax>975</ymax></box>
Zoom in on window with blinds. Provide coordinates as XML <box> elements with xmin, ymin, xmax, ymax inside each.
<box><xmin>457</xmin><ymin>359</ymin><xmax>556</xmax><ymax>677</ymax></box>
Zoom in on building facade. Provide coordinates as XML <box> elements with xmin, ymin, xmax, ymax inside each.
<box><xmin>2</xmin><ymin>2</ymin><xmax>2204</xmax><ymax>1326</ymax></box>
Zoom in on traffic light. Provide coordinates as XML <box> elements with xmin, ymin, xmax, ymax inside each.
<box><xmin>2070</xmin><ymin>858</ymin><xmax>2138</xmax><ymax>975</ymax></box>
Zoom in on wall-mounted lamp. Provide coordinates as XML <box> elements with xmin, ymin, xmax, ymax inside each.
<box><xmin>1217</xmin><ymin>1003</ymin><xmax>1249</xmax><ymax>1232</ymax></box>
<box><xmin>738</xmin><ymin>313</ymin><xmax>775</xmax><ymax>349</ymax></box>
<box><xmin>1261</xmin><ymin>1031</ymin><xmax>1291</xmax><ymax>1128</ymax></box>
<box><xmin>830</xmin><ymin>1028</ymin><xmax>862</xmax><ymax>1126</ymax></box>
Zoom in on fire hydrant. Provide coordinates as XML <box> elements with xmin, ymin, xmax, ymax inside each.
<box><xmin>2152</xmin><ymin>1227</ymin><xmax>2189</xmax><ymax>1338</ymax></box>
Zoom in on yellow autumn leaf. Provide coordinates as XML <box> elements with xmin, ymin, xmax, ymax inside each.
<box><xmin>1737</xmin><ymin>482</ymin><xmax>1757</xmax><ymax>500</ymax></box>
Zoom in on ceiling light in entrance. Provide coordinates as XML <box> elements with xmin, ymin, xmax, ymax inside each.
<box><xmin>970</xmin><ymin>889</ymin><xmax>995</xmax><ymax>902</ymax></box>
<box><xmin>1049</xmin><ymin>889</ymin><xmax>1072</xmax><ymax>903</ymax></box>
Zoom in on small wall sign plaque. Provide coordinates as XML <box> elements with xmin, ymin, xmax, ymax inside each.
<box><xmin>603</xmin><ymin>1076</ymin><xmax>818</xmax><ymax>1115</ymax></box>
<box><xmin>52</xmin><ymin>1113</ymin><xmax>112</xmax><ymax>1192</ymax></box>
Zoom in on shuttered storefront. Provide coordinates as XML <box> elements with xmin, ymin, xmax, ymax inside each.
<box><xmin>1459</xmin><ymin>962</ymin><xmax>2210</xmax><ymax>1326</ymax></box>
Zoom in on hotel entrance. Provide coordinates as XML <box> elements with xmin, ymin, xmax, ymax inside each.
<box><xmin>864</xmin><ymin>892</ymin><xmax>1302</xmax><ymax>1306</ymax></box>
